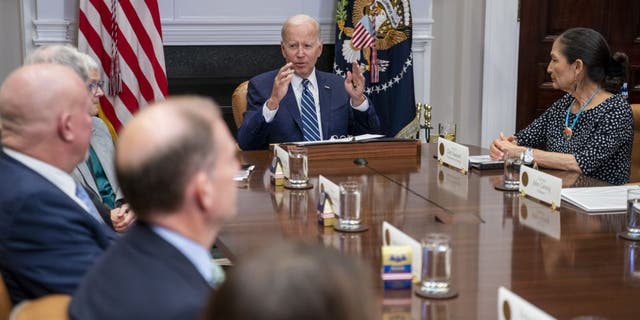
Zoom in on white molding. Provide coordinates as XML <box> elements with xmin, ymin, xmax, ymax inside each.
<box><xmin>29</xmin><ymin>16</ymin><xmax>433</xmax><ymax>47</ymax></box>
<box><xmin>32</xmin><ymin>19</ymin><xmax>75</xmax><ymax>46</ymax></box>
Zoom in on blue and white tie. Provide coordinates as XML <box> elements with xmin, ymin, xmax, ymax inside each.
<box><xmin>75</xmin><ymin>184</ymin><xmax>105</xmax><ymax>224</ymax></box>
<box><xmin>301</xmin><ymin>79</ymin><xmax>321</xmax><ymax>141</ymax></box>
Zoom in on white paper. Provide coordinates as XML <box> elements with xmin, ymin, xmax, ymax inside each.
<box><xmin>291</xmin><ymin>134</ymin><xmax>385</xmax><ymax>146</ymax></box>
<box><xmin>561</xmin><ymin>185</ymin><xmax>640</xmax><ymax>213</ymax></box>
<box><xmin>469</xmin><ymin>155</ymin><xmax>502</xmax><ymax>164</ymax></box>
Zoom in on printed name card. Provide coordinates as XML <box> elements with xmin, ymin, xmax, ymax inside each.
<box><xmin>519</xmin><ymin>166</ymin><xmax>562</xmax><ymax>210</ymax></box>
<box><xmin>518</xmin><ymin>197</ymin><xmax>561</xmax><ymax>240</ymax></box>
<box><xmin>498</xmin><ymin>287</ymin><xmax>556</xmax><ymax>320</ymax></box>
<box><xmin>274</xmin><ymin>145</ymin><xmax>290</xmax><ymax>178</ymax></box>
<box><xmin>382</xmin><ymin>221</ymin><xmax>421</xmax><ymax>282</ymax></box>
<box><xmin>318</xmin><ymin>175</ymin><xmax>341</xmax><ymax>223</ymax></box>
<box><xmin>437</xmin><ymin>137</ymin><xmax>469</xmax><ymax>174</ymax></box>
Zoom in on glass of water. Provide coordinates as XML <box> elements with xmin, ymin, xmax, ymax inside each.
<box><xmin>502</xmin><ymin>150</ymin><xmax>522</xmax><ymax>190</ymax></box>
<box><xmin>619</xmin><ymin>189</ymin><xmax>640</xmax><ymax>241</ymax></box>
<box><xmin>420</xmin><ymin>233</ymin><xmax>451</xmax><ymax>293</ymax></box>
<box><xmin>438</xmin><ymin>122</ymin><xmax>457</xmax><ymax>142</ymax></box>
<box><xmin>287</xmin><ymin>147</ymin><xmax>308</xmax><ymax>186</ymax></box>
<box><xmin>338</xmin><ymin>181</ymin><xmax>362</xmax><ymax>229</ymax></box>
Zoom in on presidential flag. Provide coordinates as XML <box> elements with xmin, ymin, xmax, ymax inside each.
<box><xmin>78</xmin><ymin>0</ymin><xmax>168</xmax><ymax>137</ymax></box>
<box><xmin>334</xmin><ymin>0</ymin><xmax>415</xmax><ymax>137</ymax></box>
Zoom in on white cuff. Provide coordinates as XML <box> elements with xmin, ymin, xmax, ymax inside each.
<box><xmin>350</xmin><ymin>97</ymin><xmax>369</xmax><ymax>112</ymax></box>
<box><xmin>262</xmin><ymin>103</ymin><xmax>278</xmax><ymax>123</ymax></box>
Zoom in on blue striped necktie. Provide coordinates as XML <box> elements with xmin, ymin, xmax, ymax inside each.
<box><xmin>300</xmin><ymin>79</ymin><xmax>321</xmax><ymax>141</ymax></box>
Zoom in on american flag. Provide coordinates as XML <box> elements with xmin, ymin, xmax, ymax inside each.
<box><xmin>351</xmin><ymin>16</ymin><xmax>375</xmax><ymax>49</ymax></box>
<box><xmin>78</xmin><ymin>0</ymin><xmax>168</xmax><ymax>136</ymax></box>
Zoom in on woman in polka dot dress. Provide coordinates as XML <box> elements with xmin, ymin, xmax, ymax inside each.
<box><xmin>490</xmin><ymin>28</ymin><xmax>633</xmax><ymax>185</ymax></box>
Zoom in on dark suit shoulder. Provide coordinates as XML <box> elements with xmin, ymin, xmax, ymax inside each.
<box><xmin>69</xmin><ymin>223</ymin><xmax>211</xmax><ymax>320</ymax></box>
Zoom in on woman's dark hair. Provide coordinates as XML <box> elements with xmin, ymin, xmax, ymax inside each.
<box><xmin>203</xmin><ymin>241</ymin><xmax>376</xmax><ymax>320</ymax></box>
<box><xmin>557</xmin><ymin>27</ymin><xmax>629</xmax><ymax>93</ymax></box>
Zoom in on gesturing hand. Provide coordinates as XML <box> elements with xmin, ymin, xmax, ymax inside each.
<box><xmin>344</xmin><ymin>61</ymin><xmax>366</xmax><ymax>106</ymax></box>
<box><xmin>267</xmin><ymin>62</ymin><xmax>295</xmax><ymax>110</ymax></box>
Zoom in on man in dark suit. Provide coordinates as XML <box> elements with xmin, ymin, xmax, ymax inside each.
<box><xmin>0</xmin><ymin>64</ymin><xmax>117</xmax><ymax>304</ymax></box>
<box><xmin>69</xmin><ymin>96</ymin><xmax>239</xmax><ymax>320</ymax></box>
<box><xmin>237</xmin><ymin>14</ymin><xmax>381</xmax><ymax>150</ymax></box>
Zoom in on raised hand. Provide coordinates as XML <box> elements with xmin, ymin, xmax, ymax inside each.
<box><xmin>267</xmin><ymin>62</ymin><xmax>295</xmax><ymax>110</ymax></box>
<box><xmin>344</xmin><ymin>61</ymin><xmax>366</xmax><ymax>106</ymax></box>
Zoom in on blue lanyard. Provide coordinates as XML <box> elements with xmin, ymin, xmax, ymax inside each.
<box><xmin>564</xmin><ymin>85</ymin><xmax>600</xmax><ymax>134</ymax></box>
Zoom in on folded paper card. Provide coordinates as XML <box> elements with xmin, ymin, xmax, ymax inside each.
<box><xmin>437</xmin><ymin>137</ymin><xmax>469</xmax><ymax>173</ymax></box>
<box><xmin>519</xmin><ymin>166</ymin><xmax>562</xmax><ymax>210</ymax></box>
<box><xmin>498</xmin><ymin>287</ymin><xmax>555</xmax><ymax>320</ymax></box>
<box><xmin>317</xmin><ymin>175</ymin><xmax>340</xmax><ymax>226</ymax></box>
<box><xmin>382</xmin><ymin>222</ymin><xmax>421</xmax><ymax>282</ymax></box>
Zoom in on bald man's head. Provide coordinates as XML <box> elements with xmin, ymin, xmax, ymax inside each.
<box><xmin>116</xmin><ymin>96</ymin><xmax>237</xmax><ymax>221</ymax></box>
<box><xmin>0</xmin><ymin>64</ymin><xmax>93</xmax><ymax>171</ymax></box>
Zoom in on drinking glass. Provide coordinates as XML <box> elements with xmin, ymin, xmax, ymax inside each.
<box><xmin>287</xmin><ymin>147</ymin><xmax>308</xmax><ymax>186</ymax></box>
<box><xmin>438</xmin><ymin>122</ymin><xmax>457</xmax><ymax>141</ymax></box>
<box><xmin>338</xmin><ymin>181</ymin><xmax>362</xmax><ymax>229</ymax></box>
<box><xmin>502</xmin><ymin>150</ymin><xmax>522</xmax><ymax>190</ymax></box>
<box><xmin>619</xmin><ymin>189</ymin><xmax>640</xmax><ymax>240</ymax></box>
<box><xmin>420</xmin><ymin>233</ymin><xmax>452</xmax><ymax>293</ymax></box>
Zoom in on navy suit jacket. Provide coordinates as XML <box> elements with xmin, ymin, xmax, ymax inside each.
<box><xmin>0</xmin><ymin>151</ymin><xmax>116</xmax><ymax>304</ymax></box>
<box><xmin>69</xmin><ymin>222</ymin><xmax>212</xmax><ymax>320</ymax></box>
<box><xmin>237</xmin><ymin>69</ymin><xmax>381</xmax><ymax>150</ymax></box>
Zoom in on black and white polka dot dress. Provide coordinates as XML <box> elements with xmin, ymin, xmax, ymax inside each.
<box><xmin>515</xmin><ymin>93</ymin><xmax>633</xmax><ymax>185</ymax></box>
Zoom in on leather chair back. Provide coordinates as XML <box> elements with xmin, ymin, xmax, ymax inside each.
<box><xmin>0</xmin><ymin>275</ymin><xmax>12</xmax><ymax>320</ymax></box>
<box><xmin>630</xmin><ymin>104</ymin><xmax>640</xmax><ymax>182</ymax></box>
<box><xmin>231</xmin><ymin>81</ymin><xmax>249</xmax><ymax>128</ymax></box>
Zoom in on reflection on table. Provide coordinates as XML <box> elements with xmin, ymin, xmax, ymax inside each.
<box><xmin>218</xmin><ymin>144</ymin><xmax>636</xmax><ymax>319</ymax></box>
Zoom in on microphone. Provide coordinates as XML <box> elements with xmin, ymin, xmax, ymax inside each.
<box><xmin>353</xmin><ymin>157</ymin><xmax>455</xmax><ymax>221</ymax></box>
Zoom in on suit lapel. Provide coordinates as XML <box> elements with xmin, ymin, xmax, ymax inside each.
<box><xmin>316</xmin><ymin>72</ymin><xmax>333</xmax><ymax>139</ymax></box>
<box><xmin>282</xmin><ymin>84</ymin><xmax>302</xmax><ymax>131</ymax></box>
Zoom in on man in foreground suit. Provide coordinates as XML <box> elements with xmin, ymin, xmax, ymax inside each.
<box><xmin>0</xmin><ymin>64</ymin><xmax>117</xmax><ymax>304</ymax></box>
<box><xmin>69</xmin><ymin>96</ymin><xmax>238</xmax><ymax>320</ymax></box>
<box><xmin>237</xmin><ymin>14</ymin><xmax>380</xmax><ymax>150</ymax></box>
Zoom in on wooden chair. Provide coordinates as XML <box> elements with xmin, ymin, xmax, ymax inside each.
<box><xmin>231</xmin><ymin>81</ymin><xmax>249</xmax><ymax>128</ymax></box>
<box><xmin>630</xmin><ymin>104</ymin><xmax>640</xmax><ymax>182</ymax></box>
<box><xmin>0</xmin><ymin>276</ymin><xmax>12</xmax><ymax>320</ymax></box>
<box><xmin>10</xmin><ymin>295</ymin><xmax>71</xmax><ymax>320</ymax></box>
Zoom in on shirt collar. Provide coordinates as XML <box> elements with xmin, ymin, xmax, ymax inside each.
<box><xmin>150</xmin><ymin>224</ymin><xmax>219</xmax><ymax>286</ymax></box>
<box><xmin>292</xmin><ymin>68</ymin><xmax>318</xmax><ymax>91</ymax></box>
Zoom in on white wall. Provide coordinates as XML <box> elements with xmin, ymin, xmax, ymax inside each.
<box><xmin>0</xmin><ymin>0</ymin><xmax>23</xmax><ymax>83</ymax></box>
<box><xmin>430</xmin><ymin>0</ymin><xmax>486</xmax><ymax>146</ymax></box>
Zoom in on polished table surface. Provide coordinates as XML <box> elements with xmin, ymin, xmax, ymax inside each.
<box><xmin>218</xmin><ymin>143</ymin><xmax>639</xmax><ymax>319</ymax></box>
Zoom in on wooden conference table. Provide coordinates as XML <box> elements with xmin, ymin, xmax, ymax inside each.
<box><xmin>217</xmin><ymin>143</ymin><xmax>639</xmax><ymax>319</ymax></box>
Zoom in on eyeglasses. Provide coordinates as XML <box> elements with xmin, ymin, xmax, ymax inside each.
<box><xmin>88</xmin><ymin>81</ymin><xmax>104</xmax><ymax>93</ymax></box>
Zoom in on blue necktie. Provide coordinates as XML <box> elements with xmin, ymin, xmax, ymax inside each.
<box><xmin>75</xmin><ymin>183</ymin><xmax>105</xmax><ymax>225</ymax></box>
<box><xmin>301</xmin><ymin>79</ymin><xmax>321</xmax><ymax>141</ymax></box>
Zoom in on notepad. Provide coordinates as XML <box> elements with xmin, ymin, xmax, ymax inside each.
<box><xmin>469</xmin><ymin>155</ymin><xmax>503</xmax><ymax>170</ymax></box>
<box><xmin>560</xmin><ymin>186</ymin><xmax>640</xmax><ymax>213</ymax></box>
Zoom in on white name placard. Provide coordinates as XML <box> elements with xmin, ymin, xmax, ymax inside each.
<box><xmin>498</xmin><ymin>287</ymin><xmax>556</xmax><ymax>320</ymax></box>
<box><xmin>382</xmin><ymin>221</ymin><xmax>421</xmax><ymax>281</ymax></box>
<box><xmin>519</xmin><ymin>166</ymin><xmax>562</xmax><ymax>210</ymax></box>
<box><xmin>518</xmin><ymin>197</ymin><xmax>561</xmax><ymax>240</ymax></box>
<box><xmin>437</xmin><ymin>137</ymin><xmax>469</xmax><ymax>173</ymax></box>
<box><xmin>318</xmin><ymin>175</ymin><xmax>341</xmax><ymax>216</ymax></box>
<box><xmin>274</xmin><ymin>145</ymin><xmax>290</xmax><ymax>178</ymax></box>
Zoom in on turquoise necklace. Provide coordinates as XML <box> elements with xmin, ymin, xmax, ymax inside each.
<box><xmin>563</xmin><ymin>85</ymin><xmax>600</xmax><ymax>140</ymax></box>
